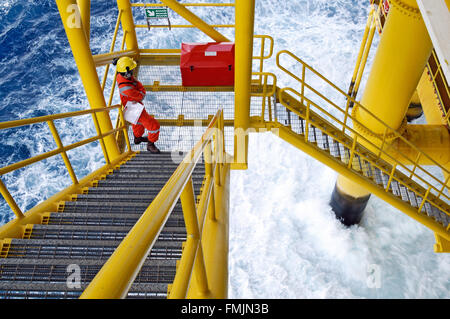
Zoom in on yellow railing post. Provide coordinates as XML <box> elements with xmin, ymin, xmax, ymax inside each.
<box><xmin>0</xmin><ymin>179</ymin><xmax>24</xmax><ymax>219</ymax></box>
<box><xmin>173</xmin><ymin>178</ymin><xmax>209</xmax><ymax>298</ymax></box>
<box><xmin>56</xmin><ymin>0</ymin><xmax>121</xmax><ymax>162</ymax></box>
<box><xmin>233</xmin><ymin>0</ymin><xmax>255</xmax><ymax>169</ymax></box>
<box><xmin>47</xmin><ymin>120</ymin><xmax>79</xmax><ymax>184</ymax></box>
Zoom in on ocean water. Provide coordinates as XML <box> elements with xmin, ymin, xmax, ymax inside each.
<box><xmin>0</xmin><ymin>0</ymin><xmax>448</xmax><ymax>298</ymax></box>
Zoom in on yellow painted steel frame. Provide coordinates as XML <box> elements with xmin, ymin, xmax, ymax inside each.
<box><xmin>56</xmin><ymin>0</ymin><xmax>121</xmax><ymax>162</ymax></box>
<box><xmin>347</xmin><ymin>6</ymin><xmax>376</xmax><ymax>105</ymax></box>
<box><xmin>274</xmin><ymin>122</ymin><xmax>450</xmax><ymax>243</ymax></box>
<box><xmin>364</xmin><ymin>0</ymin><xmax>450</xmax><ymax>129</ymax></box>
<box><xmin>80</xmin><ymin>110</ymin><xmax>228</xmax><ymax>299</ymax></box>
<box><xmin>233</xmin><ymin>0</ymin><xmax>255</xmax><ymax>170</ymax></box>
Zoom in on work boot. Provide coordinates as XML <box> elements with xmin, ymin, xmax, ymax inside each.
<box><xmin>147</xmin><ymin>142</ymin><xmax>161</xmax><ymax>154</ymax></box>
<box><xmin>134</xmin><ymin>136</ymin><xmax>148</xmax><ymax>145</ymax></box>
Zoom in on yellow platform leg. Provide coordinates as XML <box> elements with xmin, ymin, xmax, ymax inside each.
<box><xmin>117</xmin><ymin>0</ymin><xmax>139</xmax><ymax>53</ymax></box>
<box><xmin>331</xmin><ymin>0</ymin><xmax>432</xmax><ymax>225</ymax></box>
<box><xmin>56</xmin><ymin>0</ymin><xmax>120</xmax><ymax>162</ymax></box>
<box><xmin>233</xmin><ymin>0</ymin><xmax>255</xmax><ymax>169</ymax></box>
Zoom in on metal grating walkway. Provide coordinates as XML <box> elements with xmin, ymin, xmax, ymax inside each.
<box><xmin>0</xmin><ymin>151</ymin><xmax>205</xmax><ymax>299</ymax></box>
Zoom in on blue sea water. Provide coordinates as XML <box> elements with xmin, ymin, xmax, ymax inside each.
<box><xmin>0</xmin><ymin>0</ymin><xmax>449</xmax><ymax>298</ymax></box>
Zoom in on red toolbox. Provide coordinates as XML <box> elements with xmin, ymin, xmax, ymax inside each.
<box><xmin>180</xmin><ymin>42</ymin><xmax>235</xmax><ymax>86</ymax></box>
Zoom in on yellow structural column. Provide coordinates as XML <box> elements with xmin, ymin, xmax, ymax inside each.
<box><xmin>117</xmin><ymin>0</ymin><xmax>139</xmax><ymax>53</ymax></box>
<box><xmin>56</xmin><ymin>0</ymin><xmax>120</xmax><ymax>161</ymax></box>
<box><xmin>76</xmin><ymin>0</ymin><xmax>90</xmax><ymax>42</ymax></box>
<box><xmin>233</xmin><ymin>0</ymin><xmax>255</xmax><ymax>169</ymax></box>
<box><xmin>332</xmin><ymin>0</ymin><xmax>432</xmax><ymax>225</ymax></box>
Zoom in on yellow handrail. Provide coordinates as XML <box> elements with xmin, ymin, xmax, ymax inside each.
<box><xmin>279</xmin><ymin>86</ymin><xmax>450</xmax><ymax>205</ymax></box>
<box><xmin>0</xmin><ymin>105</ymin><xmax>127</xmax><ymax>219</ymax></box>
<box><xmin>370</xmin><ymin>1</ymin><xmax>450</xmax><ymax>127</ymax></box>
<box><xmin>276</xmin><ymin>50</ymin><xmax>450</xmax><ymax>177</ymax></box>
<box><xmin>427</xmin><ymin>49</ymin><xmax>450</xmax><ymax>127</ymax></box>
<box><xmin>80</xmin><ymin>109</ymin><xmax>224</xmax><ymax>299</ymax></box>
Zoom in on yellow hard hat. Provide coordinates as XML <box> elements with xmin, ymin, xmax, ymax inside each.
<box><xmin>116</xmin><ymin>57</ymin><xmax>137</xmax><ymax>73</ymax></box>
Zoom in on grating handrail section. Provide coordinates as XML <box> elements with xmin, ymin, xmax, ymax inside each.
<box><xmin>80</xmin><ymin>109</ymin><xmax>226</xmax><ymax>298</ymax></box>
<box><xmin>0</xmin><ymin>105</ymin><xmax>131</xmax><ymax>220</ymax></box>
<box><xmin>272</xmin><ymin>50</ymin><xmax>450</xmax><ymax>245</ymax></box>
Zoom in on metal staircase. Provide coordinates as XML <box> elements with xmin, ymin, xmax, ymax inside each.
<box><xmin>274</xmin><ymin>99</ymin><xmax>450</xmax><ymax>230</ymax></box>
<box><xmin>265</xmin><ymin>50</ymin><xmax>450</xmax><ymax>249</ymax></box>
<box><xmin>0</xmin><ymin>151</ymin><xmax>205</xmax><ymax>299</ymax></box>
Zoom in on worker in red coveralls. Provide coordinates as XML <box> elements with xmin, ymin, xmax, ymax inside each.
<box><xmin>112</xmin><ymin>56</ymin><xmax>160</xmax><ymax>153</ymax></box>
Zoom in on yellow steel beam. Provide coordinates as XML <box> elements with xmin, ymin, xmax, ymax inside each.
<box><xmin>0</xmin><ymin>179</ymin><xmax>23</xmax><ymax>220</ymax></box>
<box><xmin>117</xmin><ymin>0</ymin><xmax>139</xmax><ymax>53</ymax></box>
<box><xmin>418</xmin><ymin>69</ymin><xmax>447</xmax><ymax>125</ymax></box>
<box><xmin>233</xmin><ymin>0</ymin><xmax>255</xmax><ymax>169</ymax></box>
<box><xmin>0</xmin><ymin>105</ymin><xmax>121</xmax><ymax>131</ymax></box>
<box><xmin>159</xmin><ymin>0</ymin><xmax>230</xmax><ymax>42</ymax></box>
<box><xmin>187</xmin><ymin>163</ymin><xmax>230</xmax><ymax>298</ymax></box>
<box><xmin>93</xmin><ymin>49</ymin><xmax>138</xmax><ymax>67</ymax></box>
<box><xmin>56</xmin><ymin>0</ymin><xmax>121</xmax><ymax>162</ymax></box>
<box><xmin>354</xmin><ymin>0</ymin><xmax>432</xmax><ymax>134</ymax></box>
<box><xmin>391</xmin><ymin>124</ymin><xmax>450</xmax><ymax>166</ymax></box>
<box><xmin>171</xmin><ymin>178</ymin><xmax>209</xmax><ymax>298</ymax></box>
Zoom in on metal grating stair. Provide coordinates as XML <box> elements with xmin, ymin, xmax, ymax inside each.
<box><xmin>275</xmin><ymin>100</ymin><xmax>450</xmax><ymax>230</ymax></box>
<box><xmin>0</xmin><ymin>151</ymin><xmax>205</xmax><ymax>299</ymax></box>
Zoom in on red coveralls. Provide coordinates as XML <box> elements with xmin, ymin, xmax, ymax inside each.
<box><xmin>116</xmin><ymin>73</ymin><xmax>160</xmax><ymax>143</ymax></box>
